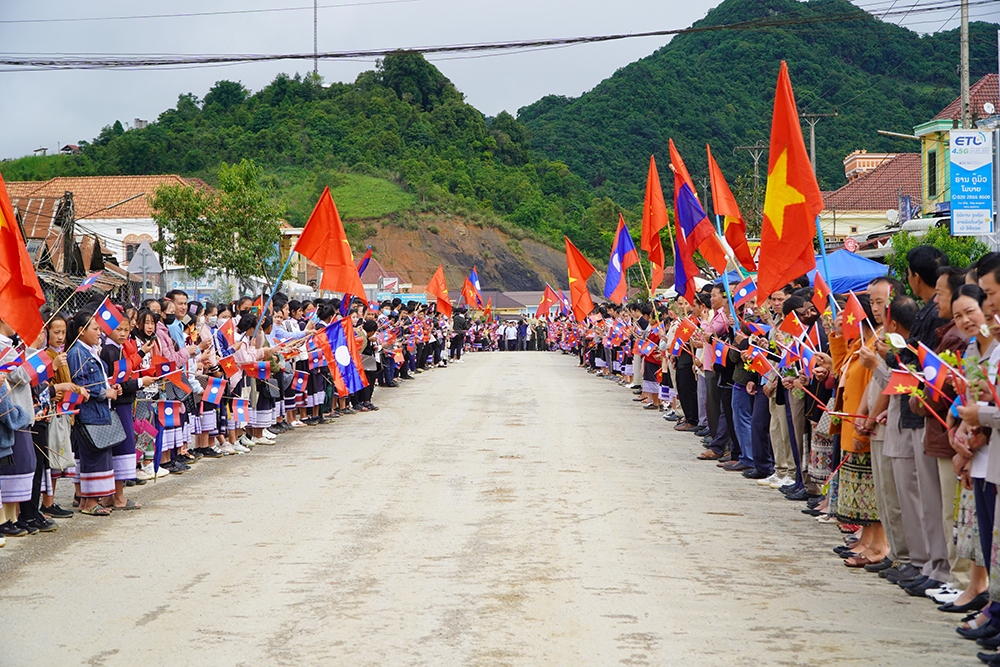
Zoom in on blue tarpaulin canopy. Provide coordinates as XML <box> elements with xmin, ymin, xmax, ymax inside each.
<box><xmin>713</xmin><ymin>250</ymin><xmax>886</xmax><ymax>294</ymax></box>
<box><xmin>807</xmin><ymin>250</ymin><xmax>887</xmax><ymax>294</ymax></box>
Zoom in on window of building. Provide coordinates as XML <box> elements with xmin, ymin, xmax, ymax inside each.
<box><xmin>850</xmin><ymin>226</ymin><xmax>858</xmax><ymax>233</ymax></box>
<box><xmin>116</xmin><ymin>228</ymin><xmax>122</xmax><ymax>235</ymax></box>
<box><xmin>125</xmin><ymin>243</ymin><xmax>138</xmax><ymax>262</ymax></box>
<box><xmin>927</xmin><ymin>150</ymin><xmax>938</xmax><ymax>198</ymax></box>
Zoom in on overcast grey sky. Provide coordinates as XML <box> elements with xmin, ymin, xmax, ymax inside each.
<box><xmin>0</xmin><ymin>0</ymin><xmax>991</xmax><ymax>160</ymax></box>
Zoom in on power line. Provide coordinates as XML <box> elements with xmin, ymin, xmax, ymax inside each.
<box><xmin>0</xmin><ymin>0</ymin><xmax>419</xmax><ymax>25</ymax></box>
<box><xmin>0</xmin><ymin>0</ymin><xmax>993</xmax><ymax>71</ymax></box>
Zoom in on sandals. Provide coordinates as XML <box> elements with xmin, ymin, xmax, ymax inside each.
<box><xmin>844</xmin><ymin>554</ymin><xmax>881</xmax><ymax>568</ymax></box>
<box><xmin>697</xmin><ymin>450</ymin><xmax>723</xmax><ymax>460</ymax></box>
<box><xmin>80</xmin><ymin>505</ymin><xmax>112</xmax><ymax>517</ymax></box>
<box><xmin>114</xmin><ymin>499</ymin><xmax>142</xmax><ymax>511</ymax></box>
<box><xmin>72</xmin><ymin>494</ymin><xmax>81</xmax><ymax>508</ymax></box>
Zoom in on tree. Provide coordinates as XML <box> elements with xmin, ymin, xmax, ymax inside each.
<box><xmin>151</xmin><ymin>159</ymin><xmax>284</xmax><ymax>284</ymax></box>
<box><xmin>885</xmin><ymin>226</ymin><xmax>988</xmax><ymax>287</ymax></box>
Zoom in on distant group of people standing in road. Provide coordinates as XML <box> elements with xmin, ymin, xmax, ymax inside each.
<box><xmin>555</xmin><ymin>245</ymin><xmax>1000</xmax><ymax>667</ymax></box>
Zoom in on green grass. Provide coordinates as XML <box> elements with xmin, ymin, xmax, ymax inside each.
<box><xmin>328</xmin><ymin>174</ymin><xmax>416</xmax><ymax>220</ymax></box>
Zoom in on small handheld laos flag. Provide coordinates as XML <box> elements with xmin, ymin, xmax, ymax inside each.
<box><xmin>95</xmin><ymin>297</ymin><xmax>125</xmax><ymax>336</ymax></box>
<box><xmin>293</xmin><ymin>371</ymin><xmax>308</xmax><ymax>392</ymax></box>
<box><xmin>75</xmin><ymin>271</ymin><xmax>102</xmax><ymax>293</ymax></box>
<box><xmin>56</xmin><ymin>390</ymin><xmax>85</xmax><ymax>415</ymax></box>
<box><xmin>231</xmin><ymin>398</ymin><xmax>249</xmax><ymax>422</ymax></box>
<box><xmin>202</xmin><ymin>377</ymin><xmax>225</xmax><ymax>405</ymax></box>
<box><xmin>713</xmin><ymin>340</ymin><xmax>728</xmax><ymax>367</ymax></box>
<box><xmin>156</xmin><ymin>401</ymin><xmax>182</xmax><ymax>428</ymax></box>
<box><xmin>110</xmin><ymin>357</ymin><xmax>131</xmax><ymax>384</ymax></box>
<box><xmin>151</xmin><ymin>355</ymin><xmax>176</xmax><ymax>376</ymax></box>
<box><xmin>22</xmin><ymin>351</ymin><xmax>53</xmax><ymax>386</ymax></box>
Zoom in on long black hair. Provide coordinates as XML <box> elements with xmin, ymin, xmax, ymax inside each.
<box><xmin>65</xmin><ymin>310</ymin><xmax>96</xmax><ymax>347</ymax></box>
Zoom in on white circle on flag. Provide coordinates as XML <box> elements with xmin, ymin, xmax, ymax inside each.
<box><xmin>738</xmin><ymin>288</ymin><xmax>748</xmax><ymax>297</ymax></box>
<box><xmin>924</xmin><ymin>365</ymin><xmax>937</xmax><ymax>382</ymax></box>
<box><xmin>34</xmin><ymin>363</ymin><xmax>44</xmax><ymax>373</ymax></box>
<box><xmin>210</xmin><ymin>386</ymin><xmax>218</xmax><ymax>395</ymax></box>
<box><xmin>165</xmin><ymin>407</ymin><xmax>173</xmax><ymax>416</ymax></box>
<box><xmin>335</xmin><ymin>345</ymin><xmax>351</xmax><ymax>365</ymax></box>
<box><xmin>612</xmin><ymin>253</ymin><xmax>621</xmax><ymax>271</ymax></box>
<box><xmin>61</xmin><ymin>403</ymin><xmax>69</xmax><ymax>411</ymax></box>
<box><xmin>102</xmin><ymin>311</ymin><xmax>112</xmax><ymax>321</ymax></box>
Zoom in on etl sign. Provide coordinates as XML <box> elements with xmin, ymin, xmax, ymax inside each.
<box><xmin>950</xmin><ymin>130</ymin><xmax>995</xmax><ymax>236</ymax></box>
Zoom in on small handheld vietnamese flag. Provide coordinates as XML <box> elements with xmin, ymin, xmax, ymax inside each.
<box><xmin>883</xmin><ymin>369</ymin><xmax>920</xmax><ymax>396</ymax></box>
<box><xmin>748</xmin><ymin>346</ymin><xmax>774</xmax><ymax>375</ymax></box>
<box><xmin>778</xmin><ymin>312</ymin><xmax>805</xmax><ymax>338</ymax></box>
<box><xmin>218</xmin><ymin>355</ymin><xmax>239</xmax><ymax>378</ymax></box>
<box><xmin>75</xmin><ymin>271</ymin><xmax>102</xmax><ymax>293</ymax></box>
<box><xmin>231</xmin><ymin>398</ymin><xmax>249</xmax><ymax>423</ymax></box>
<box><xmin>110</xmin><ymin>358</ymin><xmax>131</xmax><ymax>384</ymax></box>
<box><xmin>733</xmin><ymin>277</ymin><xmax>757</xmax><ymax>308</ymax></box>
<box><xmin>202</xmin><ymin>377</ymin><xmax>225</xmax><ymax>405</ymax></box>
<box><xmin>812</xmin><ymin>272</ymin><xmax>832</xmax><ymax>314</ymax></box>
<box><xmin>95</xmin><ymin>297</ymin><xmax>125</xmax><ymax>336</ymax></box>
<box><xmin>56</xmin><ymin>390</ymin><xmax>85</xmax><ymax>415</ymax></box>
<box><xmin>163</xmin><ymin>369</ymin><xmax>192</xmax><ymax>394</ymax></box>
<box><xmin>675</xmin><ymin>317</ymin><xmax>699</xmax><ymax>343</ymax></box>
<box><xmin>713</xmin><ymin>340</ymin><xmax>728</xmax><ymax>367</ymax></box>
<box><xmin>292</xmin><ymin>371</ymin><xmax>308</xmax><ymax>392</ymax></box>
<box><xmin>22</xmin><ymin>351</ymin><xmax>53</xmax><ymax>386</ymax></box>
<box><xmin>241</xmin><ymin>361</ymin><xmax>271</xmax><ymax>379</ymax></box>
<box><xmin>842</xmin><ymin>292</ymin><xmax>867</xmax><ymax>340</ymax></box>
<box><xmin>156</xmin><ymin>400</ymin><xmax>183</xmax><ymax>428</ymax></box>
<box><xmin>219</xmin><ymin>318</ymin><xmax>236</xmax><ymax>349</ymax></box>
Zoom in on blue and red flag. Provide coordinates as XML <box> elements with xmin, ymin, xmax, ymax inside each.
<box><xmin>557</xmin><ymin>290</ymin><xmax>571</xmax><ymax>317</ymax></box>
<box><xmin>800</xmin><ymin>345</ymin><xmax>816</xmax><ymax>379</ymax></box>
<box><xmin>56</xmin><ymin>390</ymin><xmax>85</xmax><ymax>415</ymax></box>
<box><xmin>292</xmin><ymin>371</ymin><xmax>308</xmax><ymax>392</ymax></box>
<box><xmin>231</xmin><ymin>398</ymin><xmax>249</xmax><ymax>423</ymax></box>
<box><xmin>109</xmin><ymin>357</ymin><xmax>131</xmax><ymax>384</ymax></box>
<box><xmin>670</xmin><ymin>336</ymin><xmax>683</xmax><ymax>356</ymax></box>
<box><xmin>462</xmin><ymin>267</ymin><xmax>484</xmax><ymax>308</ymax></box>
<box><xmin>156</xmin><ymin>400</ymin><xmax>183</xmax><ymax>428</ymax></box>
<box><xmin>733</xmin><ymin>277</ymin><xmax>757</xmax><ymax>308</ymax></box>
<box><xmin>240</xmin><ymin>362</ymin><xmax>271</xmax><ymax>380</ymax></box>
<box><xmin>339</xmin><ymin>295</ymin><xmax>353</xmax><ymax>318</ymax></box>
<box><xmin>95</xmin><ymin>297</ymin><xmax>124</xmax><ymax>336</ymax></box>
<box><xmin>638</xmin><ymin>339</ymin><xmax>656</xmax><ymax>357</ymax></box>
<box><xmin>202</xmin><ymin>377</ymin><xmax>225</xmax><ymax>405</ymax></box>
<box><xmin>308</xmin><ymin>348</ymin><xmax>325</xmax><ymax>370</ymax></box>
<box><xmin>745</xmin><ymin>321</ymin><xmax>772</xmax><ymax>337</ymax></box>
<box><xmin>604</xmin><ymin>214</ymin><xmax>640</xmax><ymax>304</ymax></box>
<box><xmin>674</xmin><ymin>175</ymin><xmax>728</xmax><ymax>274</ymax></box>
<box><xmin>356</xmin><ymin>246</ymin><xmax>372</xmax><ymax>277</ymax></box>
<box><xmin>22</xmin><ymin>351</ymin><xmax>53</xmax><ymax>386</ymax></box>
<box><xmin>75</xmin><ymin>271</ymin><xmax>102</xmax><ymax>293</ymax></box>
<box><xmin>322</xmin><ymin>319</ymin><xmax>367</xmax><ymax>393</ymax></box>
<box><xmin>916</xmin><ymin>342</ymin><xmax>947</xmax><ymax>399</ymax></box>
<box><xmin>0</xmin><ymin>346</ymin><xmax>23</xmax><ymax>372</ymax></box>
<box><xmin>713</xmin><ymin>340</ymin><xmax>728</xmax><ymax>367</ymax></box>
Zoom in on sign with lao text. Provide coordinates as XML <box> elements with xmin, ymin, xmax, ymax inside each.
<box><xmin>949</xmin><ymin>130</ymin><xmax>994</xmax><ymax>236</ymax></box>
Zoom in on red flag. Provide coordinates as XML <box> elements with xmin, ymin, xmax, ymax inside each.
<box><xmin>426</xmin><ymin>265</ymin><xmax>452</xmax><ymax>317</ymax></box>
<box><xmin>756</xmin><ymin>61</ymin><xmax>824</xmax><ymax>304</ymax></box>
<box><xmin>842</xmin><ymin>292</ymin><xmax>867</xmax><ymax>340</ymax></box>
<box><xmin>219</xmin><ymin>317</ymin><xmax>236</xmax><ymax>348</ymax></box>
<box><xmin>675</xmin><ymin>317</ymin><xmax>699</xmax><ymax>343</ymax></box>
<box><xmin>218</xmin><ymin>354</ymin><xmax>239</xmax><ymax>378</ymax></box>
<box><xmin>778</xmin><ymin>312</ymin><xmax>805</xmax><ymax>338</ymax></box>
<box><xmin>882</xmin><ymin>370</ymin><xmax>920</xmax><ymax>396</ymax></box>
<box><xmin>565</xmin><ymin>237</ymin><xmax>596</xmax><ymax>322</ymax></box>
<box><xmin>749</xmin><ymin>347</ymin><xmax>774</xmax><ymax>375</ymax></box>
<box><xmin>812</xmin><ymin>272</ymin><xmax>832</xmax><ymax>314</ymax></box>
<box><xmin>640</xmin><ymin>156</ymin><xmax>668</xmax><ymax>289</ymax></box>
<box><xmin>163</xmin><ymin>369</ymin><xmax>192</xmax><ymax>394</ymax></box>
<box><xmin>535</xmin><ymin>284</ymin><xmax>560</xmax><ymax>319</ymax></box>
<box><xmin>293</xmin><ymin>187</ymin><xmax>366</xmax><ymax>297</ymax></box>
<box><xmin>484</xmin><ymin>296</ymin><xmax>493</xmax><ymax>321</ymax></box>
<box><xmin>707</xmin><ymin>144</ymin><xmax>755</xmax><ymax>272</ymax></box>
<box><xmin>0</xmin><ymin>174</ymin><xmax>46</xmax><ymax>344</ymax></box>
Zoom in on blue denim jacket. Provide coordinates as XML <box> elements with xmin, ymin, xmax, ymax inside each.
<box><xmin>66</xmin><ymin>340</ymin><xmax>112</xmax><ymax>425</ymax></box>
<box><xmin>0</xmin><ymin>381</ymin><xmax>30</xmax><ymax>458</ymax></box>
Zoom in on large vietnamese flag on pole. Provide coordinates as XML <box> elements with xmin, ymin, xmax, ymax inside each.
<box><xmin>756</xmin><ymin>61</ymin><xmax>824</xmax><ymax>304</ymax></box>
<box><xmin>427</xmin><ymin>265</ymin><xmax>452</xmax><ymax>317</ymax></box>
<box><xmin>640</xmin><ymin>156</ymin><xmax>667</xmax><ymax>289</ymax></box>
<box><xmin>0</xmin><ymin>174</ymin><xmax>45</xmax><ymax>343</ymax></box>
<box><xmin>707</xmin><ymin>144</ymin><xmax>756</xmax><ymax>272</ymax></box>
<box><xmin>565</xmin><ymin>237</ymin><xmax>596</xmax><ymax>323</ymax></box>
<box><xmin>293</xmin><ymin>187</ymin><xmax>366</xmax><ymax>298</ymax></box>
<box><xmin>535</xmin><ymin>284</ymin><xmax>560</xmax><ymax>319</ymax></box>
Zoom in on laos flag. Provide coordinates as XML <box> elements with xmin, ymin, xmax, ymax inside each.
<box><xmin>917</xmin><ymin>342</ymin><xmax>947</xmax><ymax>399</ymax></box>
<box><xmin>323</xmin><ymin>319</ymin><xmax>366</xmax><ymax>394</ymax></box>
<box><xmin>603</xmin><ymin>214</ymin><xmax>639</xmax><ymax>304</ymax></box>
<box><xmin>95</xmin><ymin>297</ymin><xmax>124</xmax><ymax>336</ymax></box>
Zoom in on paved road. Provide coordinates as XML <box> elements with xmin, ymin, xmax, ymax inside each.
<box><xmin>0</xmin><ymin>353</ymin><xmax>967</xmax><ymax>666</ymax></box>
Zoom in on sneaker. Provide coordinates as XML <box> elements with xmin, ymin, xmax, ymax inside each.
<box><xmin>250</xmin><ymin>437</ymin><xmax>275</xmax><ymax>446</ymax></box>
<box><xmin>0</xmin><ymin>521</ymin><xmax>27</xmax><ymax>537</ymax></box>
<box><xmin>265</xmin><ymin>427</ymin><xmax>282</xmax><ymax>438</ymax></box>
<box><xmin>232</xmin><ymin>442</ymin><xmax>251</xmax><ymax>454</ymax></box>
<box><xmin>201</xmin><ymin>447</ymin><xmax>224</xmax><ymax>459</ymax></box>
<box><xmin>238</xmin><ymin>434</ymin><xmax>254</xmax><ymax>448</ymax></box>
<box><xmin>26</xmin><ymin>516</ymin><xmax>57</xmax><ymax>532</ymax></box>
<box><xmin>14</xmin><ymin>520</ymin><xmax>39</xmax><ymax>535</ymax></box>
<box><xmin>218</xmin><ymin>443</ymin><xmax>237</xmax><ymax>456</ymax></box>
<box><xmin>136</xmin><ymin>466</ymin><xmax>154</xmax><ymax>481</ymax></box>
<box><xmin>41</xmin><ymin>503</ymin><xmax>74</xmax><ymax>518</ymax></box>
<box><xmin>770</xmin><ymin>476</ymin><xmax>794</xmax><ymax>490</ymax></box>
<box><xmin>154</xmin><ymin>465</ymin><xmax>172</xmax><ymax>478</ymax></box>
<box><xmin>758</xmin><ymin>473</ymin><xmax>780</xmax><ymax>487</ymax></box>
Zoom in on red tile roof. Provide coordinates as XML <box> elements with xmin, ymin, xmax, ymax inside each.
<box><xmin>822</xmin><ymin>153</ymin><xmax>921</xmax><ymax>211</ymax></box>
<box><xmin>934</xmin><ymin>73</ymin><xmax>999</xmax><ymax>121</ymax></box>
<box><xmin>360</xmin><ymin>256</ymin><xmax>408</xmax><ymax>283</ymax></box>
<box><xmin>7</xmin><ymin>175</ymin><xmax>205</xmax><ymax>220</ymax></box>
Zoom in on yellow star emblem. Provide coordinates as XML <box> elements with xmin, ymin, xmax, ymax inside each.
<box><xmin>894</xmin><ymin>384</ymin><xmax>910</xmax><ymax>393</ymax></box>
<box><xmin>846</xmin><ymin>313</ymin><xmax>856</xmax><ymax>325</ymax></box>
<box><xmin>763</xmin><ymin>149</ymin><xmax>806</xmax><ymax>238</ymax></box>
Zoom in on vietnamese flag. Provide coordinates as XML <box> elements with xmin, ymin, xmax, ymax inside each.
<box><xmin>882</xmin><ymin>370</ymin><xmax>920</xmax><ymax>396</ymax></box>
<box><xmin>812</xmin><ymin>271</ymin><xmax>833</xmax><ymax>314</ymax></box>
<box><xmin>756</xmin><ymin>62</ymin><xmax>824</xmax><ymax>305</ymax></box>
<box><xmin>778</xmin><ymin>311</ymin><xmax>805</xmax><ymax>338</ymax></box>
<box><xmin>293</xmin><ymin>186</ymin><xmax>366</xmax><ymax>298</ymax></box>
<box><xmin>484</xmin><ymin>296</ymin><xmax>493</xmax><ymax>321</ymax></box>
<box><xmin>640</xmin><ymin>155</ymin><xmax>668</xmax><ymax>289</ymax></box>
<box><xmin>707</xmin><ymin>144</ymin><xmax>755</xmax><ymax>272</ymax></box>
<box><xmin>426</xmin><ymin>265</ymin><xmax>452</xmax><ymax>317</ymax></box>
<box><xmin>218</xmin><ymin>354</ymin><xmax>239</xmax><ymax>378</ymax></box>
<box><xmin>841</xmin><ymin>292</ymin><xmax>867</xmax><ymax>340</ymax></box>
<box><xmin>219</xmin><ymin>317</ymin><xmax>236</xmax><ymax>349</ymax></box>
<box><xmin>675</xmin><ymin>317</ymin><xmax>700</xmax><ymax>343</ymax></box>
<box><xmin>0</xmin><ymin>174</ymin><xmax>46</xmax><ymax>344</ymax></box>
<box><xmin>535</xmin><ymin>284</ymin><xmax>560</xmax><ymax>319</ymax></box>
<box><xmin>565</xmin><ymin>237</ymin><xmax>596</xmax><ymax>323</ymax></box>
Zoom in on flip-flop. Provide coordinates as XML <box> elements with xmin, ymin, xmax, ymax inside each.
<box><xmin>115</xmin><ymin>499</ymin><xmax>142</xmax><ymax>511</ymax></box>
<box><xmin>80</xmin><ymin>505</ymin><xmax>112</xmax><ymax>517</ymax></box>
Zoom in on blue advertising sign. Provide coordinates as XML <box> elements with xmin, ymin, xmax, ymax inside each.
<box><xmin>950</xmin><ymin>130</ymin><xmax>995</xmax><ymax>236</ymax></box>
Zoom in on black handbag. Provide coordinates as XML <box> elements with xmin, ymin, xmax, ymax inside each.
<box><xmin>81</xmin><ymin>410</ymin><xmax>127</xmax><ymax>451</ymax></box>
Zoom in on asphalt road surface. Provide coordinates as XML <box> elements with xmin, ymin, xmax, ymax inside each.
<box><xmin>0</xmin><ymin>352</ymin><xmax>968</xmax><ymax>666</ymax></box>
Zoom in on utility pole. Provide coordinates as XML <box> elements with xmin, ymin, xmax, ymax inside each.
<box><xmin>961</xmin><ymin>0</ymin><xmax>971</xmax><ymax>128</ymax></box>
<box><xmin>733</xmin><ymin>141</ymin><xmax>768</xmax><ymax>192</ymax></box>
<box><xmin>313</xmin><ymin>0</ymin><xmax>318</xmax><ymax>77</ymax></box>
<box><xmin>800</xmin><ymin>111</ymin><xmax>838</xmax><ymax>173</ymax></box>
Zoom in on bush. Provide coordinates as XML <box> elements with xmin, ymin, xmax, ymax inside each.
<box><xmin>886</xmin><ymin>226</ymin><xmax>989</xmax><ymax>288</ymax></box>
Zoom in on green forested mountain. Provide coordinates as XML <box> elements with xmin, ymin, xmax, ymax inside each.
<box><xmin>519</xmin><ymin>0</ymin><xmax>1000</xmax><ymax>204</ymax></box>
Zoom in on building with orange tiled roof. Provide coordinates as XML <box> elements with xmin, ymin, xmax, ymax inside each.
<box><xmin>819</xmin><ymin>152</ymin><xmax>921</xmax><ymax>240</ymax></box>
<box><xmin>914</xmin><ymin>73</ymin><xmax>999</xmax><ymax>214</ymax></box>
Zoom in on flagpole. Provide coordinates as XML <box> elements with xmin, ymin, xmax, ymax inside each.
<box><xmin>715</xmin><ymin>214</ymin><xmax>740</xmax><ymax>334</ymax></box>
<box><xmin>251</xmin><ymin>249</ymin><xmax>297</xmax><ymax>338</ymax></box>
<box><xmin>815</xmin><ymin>215</ymin><xmax>838</xmax><ymax>315</ymax></box>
